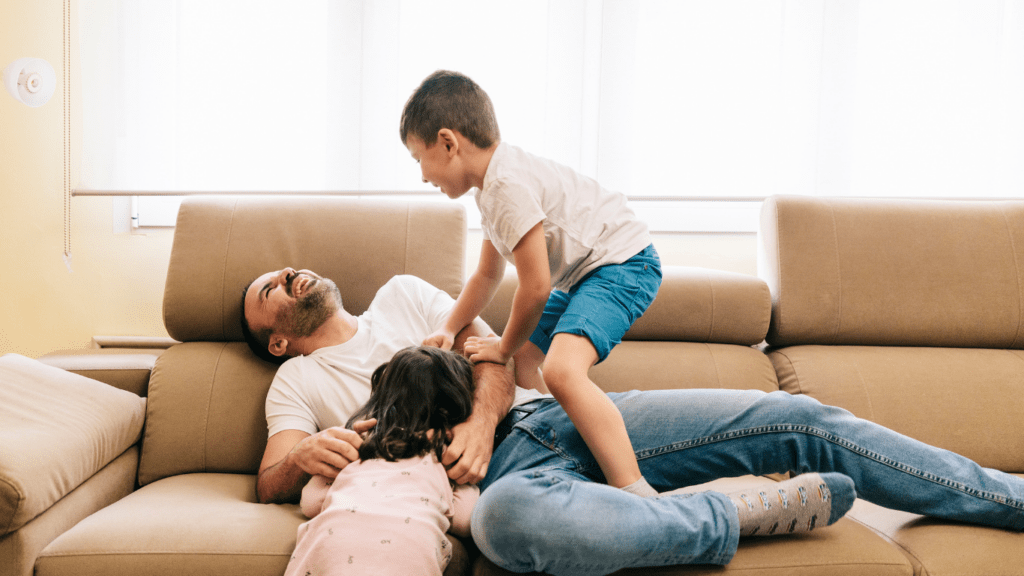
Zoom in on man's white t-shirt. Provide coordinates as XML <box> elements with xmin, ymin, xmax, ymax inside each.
<box><xmin>265</xmin><ymin>275</ymin><xmax>545</xmax><ymax>438</ymax></box>
<box><xmin>476</xmin><ymin>142</ymin><xmax>652</xmax><ymax>292</ymax></box>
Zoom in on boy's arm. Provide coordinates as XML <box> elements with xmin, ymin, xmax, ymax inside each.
<box><xmin>470</xmin><ymin>223</ymin><xmax>550</xmax><ymax>364</ymax></box>
<box><xmin>424</xmin><ymin>240</ymin><xmax>507</xmax><ymax>350</ymax></box>
<box><xmin>444</xmin><ymin>316</ymin><xmax>516</xmax><ymax>485</ymax></box>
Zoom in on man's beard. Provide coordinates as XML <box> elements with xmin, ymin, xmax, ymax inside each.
<box><xmin>276</xmin><ymin>277</ymin><xmax>342</xmax><ymax>338</ymax></box>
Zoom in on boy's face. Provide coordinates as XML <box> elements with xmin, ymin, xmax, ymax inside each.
<box><xmin>406</xmin><ymin>134</ymin><xmax>471</xmax><ymax>200</ymax></box>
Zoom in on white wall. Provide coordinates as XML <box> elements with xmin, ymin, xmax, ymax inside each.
<box><xmin>0</xmin><ymin>2</ymin><xmax>757</xmax><ymax>358</ymax></box>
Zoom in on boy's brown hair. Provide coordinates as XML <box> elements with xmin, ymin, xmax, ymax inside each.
<box><xmin>400</xmin><ymin>70</ymin><xmax>500</xmax><ymax>150</ymax></box>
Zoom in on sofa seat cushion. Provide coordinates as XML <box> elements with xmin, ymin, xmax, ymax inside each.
<box><xmin>0</xmin><ymin>354</ymin><xmax>146</xmax><ymax>536</ymax></box>
<box><xmin>473</xmin><ymin>476</ymin><xmax>914</xmax><ymax>576</ymax></box>
<box><xmin>36</xmin><ymin>472</ymin><xmax>470</xmax><ymax>576</ymax></box>
<box><xmin>37</xmin><ymin>473</ymin><xmax>302</xmax><ymax>576</ymax></box>
<box><xmin>769</xmin><ymin>346</ymin><xmax>1024</xmax><ymax>472</ymax></box>
<box><xmin>848</xmin><ymin>491</ymin><xmax>1024</xmax><ymax>576</ymax></box>
<box><xmin>0</xmin><ymin>448</ymin><xmax>138</xmax><ymax>576</ymax></box>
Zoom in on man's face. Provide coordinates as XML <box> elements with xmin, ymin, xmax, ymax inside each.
<box><xmin>244</xmin><ymin>268</ymin><xmax>341</xmax><ymax>342</ymax></box>
<box><xmin>406</xmin><ymin>134</ymin><xmax>471</xmax><ymax>200</ymax></box>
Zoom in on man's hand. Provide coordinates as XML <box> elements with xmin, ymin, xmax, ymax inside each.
<box><xmin>464</xmin><ymin>335</ymin><xmax>510</xmax><ymax>365</ymax></box>
<box><xmin>291</xmin><ymin>419</ymin><xmax>376</xmax><ymax>478</ymax></box>
<box><xmin>443</xmin><ymin>416</ymin><xmax>494</xmax><ymax>484</ymax></box>
<box><xmin>423</xmin><ymin>329</ymin><xmax>456</xmax><ymax>351</ymax></box>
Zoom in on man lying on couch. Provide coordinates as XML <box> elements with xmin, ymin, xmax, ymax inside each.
<box><xmin>242</xmin><ymin>267</ymin><xmax>1024</xmax><ymax>576</ymax></box>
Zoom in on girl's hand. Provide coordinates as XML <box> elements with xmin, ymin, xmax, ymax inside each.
<box><xmin>464</xmin><ymin>335</ymin><xmax>510</xmax><ymax>365</ymax></box>
<box><xmin>423</xmin><ymin>329</ymin><xmax>455</xmax><ymax>350</ymax></box>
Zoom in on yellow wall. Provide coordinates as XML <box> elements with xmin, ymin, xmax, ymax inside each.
<box><xmin>0</xmin><ymin>2</ymin><xmax>757</xmax><ymax>359</ymax></box>
<box><xmin>1</xmin><ymin>1</ymin><xmax>174</xmax><ymax>357</ymax></box>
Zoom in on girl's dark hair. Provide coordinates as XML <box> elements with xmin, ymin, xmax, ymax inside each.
<box><xmin>346</xmin><ymin>346</ymin><xmax>475</xmax><ymax>462</ymax></box>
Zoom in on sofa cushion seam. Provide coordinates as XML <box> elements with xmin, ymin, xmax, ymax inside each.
<box><xmin>828</xmin><ymin>201</ymin><xmax>843</xmax><ymax>345</ymax></box>
<box><xmin>202</xmin><ymin>344</ymin><xmax>228</xmax><ymax>471</ymax></box>
<box><xmin>845</xmin><ymin>514</ymin><xmax>925</xmax><ymax>572</ymax></box>
<box><xmin>219</xmin><ymin>197</ymin><xmax>240</xmax><ymax>339</ymax></box>
<box><xmin>1000</xmin><ymin>205</ymin><xmax>1024</xmax><ymax>349</ymax></box>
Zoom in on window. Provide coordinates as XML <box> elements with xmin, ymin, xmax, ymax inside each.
<box><xmin>79</xmin><ymin>1</ymin><xmax>1024</xmax><ymax>232</ymax></box>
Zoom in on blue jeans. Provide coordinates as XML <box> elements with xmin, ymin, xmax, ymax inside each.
<box><xmin>472</xmin><ymin>390</ymin><xmax>1024</xmax><ymax>575</ymax></box>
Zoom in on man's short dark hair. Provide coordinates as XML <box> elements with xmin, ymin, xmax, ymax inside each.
<box><xmin>240</xmin><ymin>282</ymin><xmax>287</xmax><ymax>365</ymax></box>
<box><xmin>400</xmin><ymin>70</ymin><xmax>500</xmax><ymax>150</ymax></box>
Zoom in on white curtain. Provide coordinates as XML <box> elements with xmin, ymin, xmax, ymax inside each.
<box><xmin>79</xmin><ymin>0</ymin><xmax>1024</xmax><ymax>230</ymax></box>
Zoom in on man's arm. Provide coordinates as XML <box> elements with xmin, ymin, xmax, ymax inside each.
<box><xmin>444</xmin><ymin>316</ymin><xmax>516</xmax><ymax>484</ymax></box>
<box><xmin>256</xmin><ymin>422</ymin><xmax>374</xmax><ymax>504</ymax></box>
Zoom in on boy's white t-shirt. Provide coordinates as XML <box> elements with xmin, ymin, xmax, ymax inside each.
<box><xmin>265</xmin><ymin>275</ymin><xmax>545</xmax><ymax>438</ymax></box>
<box><xmin>476</xmin><ymin>142</ymin><xmax>652</xmax><ymax>292</ymax></box>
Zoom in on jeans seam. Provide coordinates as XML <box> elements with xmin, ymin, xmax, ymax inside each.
<box><xmin>636</xmin><ymin>423</ymin><xmax>1024</xmax><ymax>513</ymax></box>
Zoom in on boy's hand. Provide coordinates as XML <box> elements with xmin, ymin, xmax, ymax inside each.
<box><xmin>464</xmin><ymin>335</ymin><xmax>511</xmax><ymax>365</ymax></box>
<box><xmin>423</xmin><ymin>329</ymin><xmax>455</xmax><ymax>350</ymax></box>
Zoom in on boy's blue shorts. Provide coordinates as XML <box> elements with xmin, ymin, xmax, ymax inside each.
<box><xmin>528</xmin><ymin>244</ymin><xmax>662</xmax><ymax>363</ymax></box>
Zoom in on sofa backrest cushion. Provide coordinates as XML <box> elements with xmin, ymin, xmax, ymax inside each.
<box><xmin>138</xmin><ymin>343</ymin><xmax>277</xmax><ymax>486</ymax></box>
<box><xmin>759</xmin><ymin>195</ymin><xmax>1024</xmax><ymax>348</ymax></box>
<box><xmin>163</xmin><ymin>196</ymin><xmax>466</xmax><ymax>342</ymax></box>
<box><xmin>142</xmin><ymin>196</ymin><xmax>466</xmax><ymax>484</ymax></box>
<box><xmin>481</xmin><ymin>266</ymin><xmax>772</xmax><ymax>346</ymax></box>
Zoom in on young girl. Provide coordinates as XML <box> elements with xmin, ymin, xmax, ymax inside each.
<box><xmin>285</xmin><ymin>346</ymin><xmax>480</xmax><ymax>576</ymax></box>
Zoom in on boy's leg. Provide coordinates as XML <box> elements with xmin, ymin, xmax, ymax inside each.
<box><xmin>543</xmin><ymin>332</ymin><xmax>643</xmax><ymax>489</ymax></box>
<box><xmin>512</xmin><ymin>341</ymin><xmax>548</xmax><ymax>394</ymax></box>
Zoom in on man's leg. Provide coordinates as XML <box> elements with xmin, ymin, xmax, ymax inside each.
<box><xmin>473</xmin><ymin>468</ymin><xmax>854</xmax><ymax>575</ymax></box>
<box><xmin>473</xmin><ymin>468</ymin><xmax>738</xmax><ymax>573</ymax></box>
<box><xmin>476</xmin><ymin>388</ymin><xmax>1024</xmax><ymax>574</ymax></box>
<box><xmin>616</xmin><ymin>389</ymin><xmax>1024</xmax><ymax>530</ymax></box>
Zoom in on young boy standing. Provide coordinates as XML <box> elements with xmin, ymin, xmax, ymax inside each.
<box><xmin>401</xmin><ymin>70</ymin><xmax>662</xmax><ymax>496</ymax></box>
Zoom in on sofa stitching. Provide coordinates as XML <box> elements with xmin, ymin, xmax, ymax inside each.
<box><xmin>219</xmin><ymin>197</ymin><xmax>240</xmax><ymax>339</ymax></box>
<box><xmin>773</xmin><ymin>349</ymin><xmax>802</xmax><ymax>395</ymax></box>
<box><xmin>828</xmin><ymin>201</ymin><xmax>843</xmax><ymax>345</ymax></box>
<box><xmin>705</xmin><ymin>343</ymin><xmax>723</xmax><ymax>389</ymax></box>
<box><xmin>1000</xmin><ymin>205</ymin><xmax>1024</xmax><ymax>349</ymax></box>
<box><xmin>201</xmin><ymin>344</ymin><xmax>227</xmax><ymax>471</ymax></box>
<box><xmin>845</xmin><ymin>514</ymin><xmax>925</xmax><ymax>575</ymax></box>
<box><xmin>137</xmin><ymin>356</ymin><xmax>165</xmax><ymax>486</ymax></box>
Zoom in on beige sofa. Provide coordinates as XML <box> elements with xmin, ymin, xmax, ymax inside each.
<box><xmin>2</xmin><ymin>194</ymin><xmax>1022</xmax><ymax>575</ymax></box>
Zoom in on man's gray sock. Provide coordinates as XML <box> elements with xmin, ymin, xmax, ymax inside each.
<box><xmin>727</xmin><ymin>472</ymin><xmax>856</xmax><ymax>536</ymax></box>
<box><xmin>620</xmin><ymin>476</ymin><xmax>659</xmax><ymax>497</ymax></box>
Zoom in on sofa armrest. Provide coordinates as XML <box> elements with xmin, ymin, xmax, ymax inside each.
<box><xmin>0</xmin><ymin>354</ymin><xmax>146</xmax><ymax>537</ymax></box>
<box><xmin>37</xmin><ymin>348</ymin><xmax>162</xmax><ymax>398</ymax></box>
